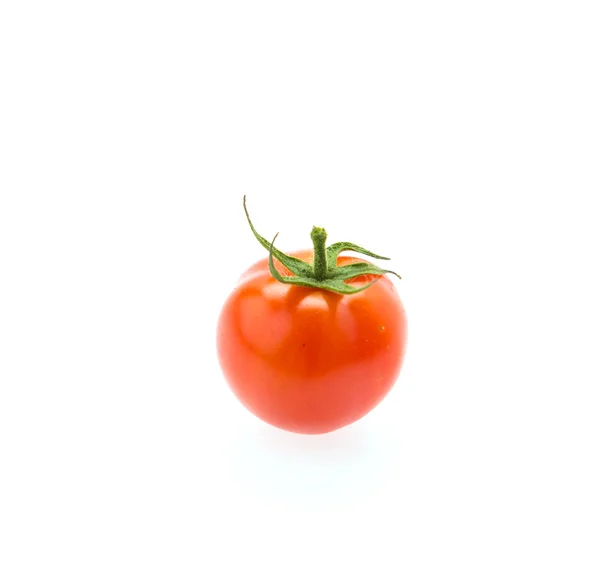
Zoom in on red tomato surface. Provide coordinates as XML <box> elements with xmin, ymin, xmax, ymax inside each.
<box><xmin>217</xmin><ymin>251</ymin><xmax>407</xmax><ymax>434</ymax></box>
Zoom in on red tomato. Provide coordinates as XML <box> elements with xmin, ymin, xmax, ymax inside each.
<box><xmin>217</xmin><ymin>250</ymin><xmax>407</xmax><ymax>434</ymax></box>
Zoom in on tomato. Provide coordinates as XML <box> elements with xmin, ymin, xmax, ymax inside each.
<box><xmin>217</xmin><ymin>246</ymin><xmax>408</xmax><ymax>435</ymax></box>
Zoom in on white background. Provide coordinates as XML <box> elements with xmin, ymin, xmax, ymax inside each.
<box><xmin>1</xmin><ymin>1</ymin><xmax>599</xmax><ymax>567</ymax></box>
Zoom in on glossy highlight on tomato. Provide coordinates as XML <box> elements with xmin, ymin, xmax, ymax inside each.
<box><xmin>217</xmin><ymin>249</ymin><xmax>407</xmax><ymax>435</ymax></box>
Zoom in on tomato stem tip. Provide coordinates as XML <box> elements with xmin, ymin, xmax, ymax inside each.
<box><xmin>310</xmin><ymin>226</ymin><xmax>328</xmax><ymax>280</ymax></box>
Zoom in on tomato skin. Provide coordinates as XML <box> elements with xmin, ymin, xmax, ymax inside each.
<box><xmin>217</xmin><ymin>250</ymin><xmax>407</xmax><ymax>434</ymax></box>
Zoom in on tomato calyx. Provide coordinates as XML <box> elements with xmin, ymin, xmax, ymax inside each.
<box><xmin>243</xmin><ymin>196</ymin><xmax>401</xmax><ymax>295</ymax></box>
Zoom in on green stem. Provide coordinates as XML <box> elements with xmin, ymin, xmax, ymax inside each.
<box><xmin>243</xmin><ymin>196</ymin><xmax>401</xmax><ymax>295</ymax></box>
<box><xmin>310</xmin><ymin>226</ymin><xmax>328</xmax><ymax>280</ymax></box>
